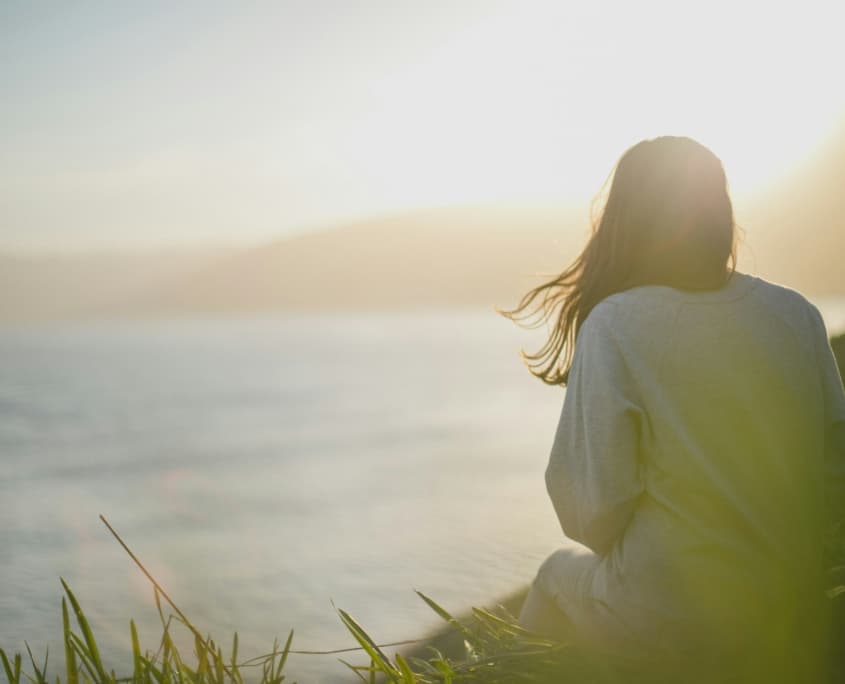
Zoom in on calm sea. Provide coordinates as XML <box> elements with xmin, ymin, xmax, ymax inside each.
<box><xmin>2</xmin><ymin>302</ymin><xmax>844</xmax><ymax>683</ymax></box>
<box><xmin>0</xmin><ymin>311</ymin><xmax>564</xmax><ymax>683</ymax></box>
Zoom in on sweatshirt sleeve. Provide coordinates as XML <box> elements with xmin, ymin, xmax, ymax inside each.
<box><xmin>810</xmin><ymin>307</ymin><xmax>845</xmax><ymax>528</ymax></box>
<box><xmin>545</xmin><ymin>305</ymin><xmax>644</xmax><ymax>556</ymax></box>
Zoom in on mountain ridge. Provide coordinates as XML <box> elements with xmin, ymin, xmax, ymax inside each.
<box><xmin>2</xmin><ymin>119</ymin><xmax>844</xmax><ymax>324</ymax></box>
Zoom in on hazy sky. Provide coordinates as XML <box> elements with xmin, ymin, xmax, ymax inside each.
<box><xmin>2</xmin><ymin>1</ymin><xmax>844</xmax><ymax>253</ymax></box>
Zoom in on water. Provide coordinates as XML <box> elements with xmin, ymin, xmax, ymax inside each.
<box><xmin>0</xmin><ymin>311</ymin><xmax>563</xmax><ymax>683</ymax></box>
<box><xmin>2</xmin><ymin>300</ymin><xmax>843</xmax><ymax>683</ymax></box>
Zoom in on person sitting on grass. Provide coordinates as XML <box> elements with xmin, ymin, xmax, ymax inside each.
<box><xmin>503</xmin><ymin>136</ymin><xmax>845</xmax><ymax>682</ymax></box>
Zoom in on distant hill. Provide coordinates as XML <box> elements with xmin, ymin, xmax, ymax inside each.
<box><xmin>1</xmin><ymin>119</ymin><xmax>843</xmax><ymax>323</ymax></box>
<box><xmin>0</xmin><ymin>248</ymin><xmax>233</xmax><ymax>323</ymax></box>
<box><xmin>124</xmin><ymin>205</ymin><xmax>589</xmax><ymax>316</ymax></box>
<box><xmin>0</xmin><ymin>205</ymin><xmax>591</xmax><ymax>323</ymax></box>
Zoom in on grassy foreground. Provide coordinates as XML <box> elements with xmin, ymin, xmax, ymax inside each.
<box><xmin>0</xmin><ymin>579</ymin><xmax>582</xmax><ymax>684</ymax></box>
<box><xmin>3</xmin><ymin>516</ymin><xmax>845</xmax><ymax>684</ymax></box>
<box><xmin>0</xmin><ymin>516</ymin><xmax>580</xmax><ymax>684</ymax></box>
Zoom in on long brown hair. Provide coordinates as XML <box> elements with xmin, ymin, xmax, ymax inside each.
<box><xmin>501</xmin><ymin>136</ymin><xmax>737</xmax><ymax>386</ymax></box>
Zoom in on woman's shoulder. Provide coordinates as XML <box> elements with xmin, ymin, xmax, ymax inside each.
<box><xmin>581</xmin><ymin>272</ymin><xmax>823</xmax><ymax>346</ymax></box>
<box><xmin>741</xmin><ymin>275</ymin><xmax>825</xmax><ymax>329</ymax></box>
<box><xmin>746</xmin><ymin>273</ymin><xmax>808</xmax><ymax>301</ymax></box>
<box><xmin>582</xmin><ymin>284</ymin><xmax>681</xmax><ymax>333</ymax></box>
<box><xmin>596</xmin><ymin>272</ymin><xmax>817</xmax><ymax>316</ymax></box>
<box><xmin>577</xmin><ymin>292</ymin><xmax>657</xmax><ymax>350</ymax></box>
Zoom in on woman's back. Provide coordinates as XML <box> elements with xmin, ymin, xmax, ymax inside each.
<box><xmin>510</xmin><ymin>137</ymin><xmax>845</xmax><ymax>681</ymax></box>
<box><xmin>545</xmin><ymin>272</ymin><xmax>843</xmax><ymax>674</ymax></box>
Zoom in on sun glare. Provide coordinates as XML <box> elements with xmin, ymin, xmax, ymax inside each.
<box><xmin>346</xmin><ymin>0</ymin><xmax>844</xmax><ymax>208</ymax></box>
<box><xmin>3</xmin><ymin>1</ymin><xmax>844</xmax><ymax>251</ymax></box>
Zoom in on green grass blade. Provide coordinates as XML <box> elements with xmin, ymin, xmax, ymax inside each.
<box><xmin>337</xmin><ymin>609</ymin><xmax>399</xmax><ymax>681</ymax></box>
<box><xmin>193</xmin><ymin>635</ymin><xmax>207</xmax><ymax>678</ymax></box>
<box><xmin>63</xmin><ymin>598</ymin><xmax>80</xmax><ymax>684</ymax></box>
<box><xmin>229</xmin><ymin>632</ymin><xmax>240</xmax><ymax>684</ymax></box>
<box><xmin>129</xmin><ymin>620</ymin><xmax>142</xmax><ymax>683</ymax></box>
<box><xmin>214</xmin><ymin>647</ymin><xmax>224</xmax><ymax>684</ymax></box>
<box><xmin>337</xmin><ymin>658</ymin><xmax>370</xmax><ymax>683</ymax></box>
<box><xmin>0</xmin><ymin>648</ymin><xmax>20</xmax><ymax>684</ymax></box>
<box><xmin>160</xmin><ymin>628</ymin><xmax>171</xmax><ymax>682</ymax></box>
<box><xmin>394</xmin><ymin>653</ymin><xmax>416</xmax><ymax>683</ymax></box>
<box><xmin>24</xmin><ymin>642</ymin><xmax>48</xmax><ymax>684</ymax></box>
<box><xmin>153</xmin><ymin>590</ymin><xmax>167</xmax><ymax>631</ymax></box>
<box><xmin>414</xmin><ymin>591</ymin><xmax>474</xmax><ymax>641</ymax></box>
<box><xmin>470</xmin><ymin>606</ymin><xmax>533</xmax><ymax>635</ymax></box>
<box><xmin>68</xmin><ymin>634</ymin><xmax>103</xmax><ymax>684</ymax></box>
<box><xmin>60</xmin><ymin>579</ymin><xmax>109</xmax><ymax>682</ymax></box>
<box><xmin>137</xmin><ymin>656</ymin><xmax>163</xmax><ymax>684</ymax></box>
<box><xmin>274</xmin><ymin>630</ymin><xmax>293</xmax><ymax>682</ymax></box>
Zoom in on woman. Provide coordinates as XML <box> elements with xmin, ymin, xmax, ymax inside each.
<box><xmin>503</xmin><ymin>137</ymin><xmax>845</xmax><ymax>680</ymax></box>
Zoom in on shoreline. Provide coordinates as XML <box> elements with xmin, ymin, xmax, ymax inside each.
<box><xmin>400</xmin><ymin>587</ymin><xmax>530</xmax><ymax>663</ymax></box>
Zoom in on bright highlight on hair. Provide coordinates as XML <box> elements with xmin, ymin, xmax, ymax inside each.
<box><xmin>501</xmin><ymin>136</ymin><xmax>736</xmax><ymax>385</ymax></box>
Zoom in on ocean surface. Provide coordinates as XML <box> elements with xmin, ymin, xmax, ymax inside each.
<box><xmin>2</xmin><ymin>302</ymin><xmax>844</xmax><ymax>683</ymax></box>
<box><xmin>0</xmin><ymin>311</ymin><xmax>565</xmax><ymax>683</ymax></box>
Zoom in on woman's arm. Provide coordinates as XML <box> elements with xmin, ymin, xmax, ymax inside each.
<box><xmin>811</xmin><ymin>310</ymin><xmax>845</xmax><ymax>529</ymax></box>
<box><xmin>545</xmin><ymin>304</ymin><xmax>644</xmax><ymax>556</ymax></box>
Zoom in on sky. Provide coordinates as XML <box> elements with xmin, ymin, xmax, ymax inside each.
<box><xmin>2</xmin><ymin>0</ymin><xmax>844</xmax><ymax>254</ymax></box>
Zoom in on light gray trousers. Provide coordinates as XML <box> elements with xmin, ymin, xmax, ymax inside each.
<box><xmin>518</xmin><ymin>544</ymin><xmax>599</xmax><ymax>641</ymax></box>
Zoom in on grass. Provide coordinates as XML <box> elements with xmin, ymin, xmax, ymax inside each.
<box><xmin>3</xmin><ymin>514</ymin><xmax>845</xmax><ymax>683</ymax></box>
<box><xmin>0</xmin><ymin>575</ymin><xmax>593</xmax><ymax>684</ymax></box>
<box><xmin>0</xmin><ymin>516</ymin><xmax>573</xmax><ymax>684</ymax></box>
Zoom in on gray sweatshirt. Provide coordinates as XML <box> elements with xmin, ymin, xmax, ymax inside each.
<box><xmin>545</xmin><ymin>272</ymin><xmax>845</xmax><ymax>657</ymax></box>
